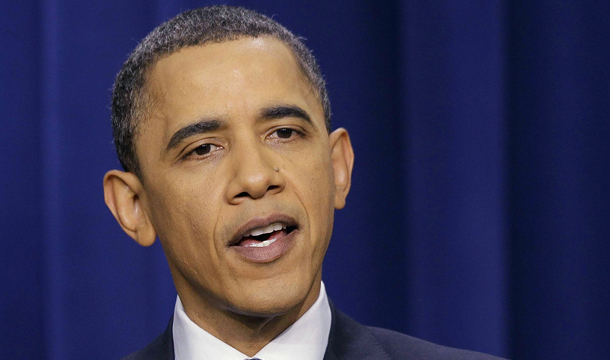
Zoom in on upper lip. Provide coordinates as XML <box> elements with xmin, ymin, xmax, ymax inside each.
<box><xmin>229</xmin><ymin>213</ymin><xmax>298</xmax><ymax>246</ymax></box>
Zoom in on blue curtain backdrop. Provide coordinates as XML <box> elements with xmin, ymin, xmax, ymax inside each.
<box><xmin>1</xmin><ymin>0</ymin><xmax>609</xmax><ymax>359</ymax></box>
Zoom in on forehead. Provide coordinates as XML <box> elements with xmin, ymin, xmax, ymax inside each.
<box><xmin>142</xmin><ymin>37</ymin><xmax>323</xmax><ymax>134</ymax></box>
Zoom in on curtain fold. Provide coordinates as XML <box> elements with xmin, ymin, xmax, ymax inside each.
<box><xmin>507</xmin><ymin>1</ymin><xmax>610</xmax><ymax>358</ymax></box>
<box><xmin>400</xmin><ymin>0</ymin><xmax>507</xmax><ymax>356</ymax></box>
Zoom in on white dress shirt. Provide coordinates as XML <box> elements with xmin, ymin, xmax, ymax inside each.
<box><xmin>173</xmin><ymin>282</ymin><xmax>332</xmax><ymax>360</ymax></box>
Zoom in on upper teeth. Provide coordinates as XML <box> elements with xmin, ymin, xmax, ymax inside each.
<box><xmin>245</xmin><ymin>222</ymin><xmax>285</xmax><ymax>237</ymax></box>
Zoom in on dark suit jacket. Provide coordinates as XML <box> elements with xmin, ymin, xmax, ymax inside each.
<box><xmin>122</xmin><ymin>302</ymin><xmax>504</xmax><ymax>360</ymax></box>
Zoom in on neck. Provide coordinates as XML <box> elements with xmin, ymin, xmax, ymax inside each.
<box><xmin>176</xmin><ymin>277</ymin><xmax>322</xmax><ymax>357</ymax></box>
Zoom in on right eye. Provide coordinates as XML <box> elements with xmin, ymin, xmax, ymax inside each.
<box><xmin>187</xmin><ymin>143</ymin><xmax>221</xmax><ymax>158</ymax></box>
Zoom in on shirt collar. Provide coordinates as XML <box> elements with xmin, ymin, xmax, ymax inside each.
<box><xmin>173</xmin><ymin>282</ymin><xmax>332</xmax><ymax>360</ymax></box>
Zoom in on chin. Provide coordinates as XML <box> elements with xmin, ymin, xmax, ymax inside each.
<box><xmin>227</xmin><ymin>279</ymin><xmax>311</xmax><ymax>317</ymax></box>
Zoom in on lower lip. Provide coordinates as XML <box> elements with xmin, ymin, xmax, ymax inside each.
<box><xmin>230</xmin><ymin>229</ymin><xmax>297</xmax><ymax>263</ymax></box>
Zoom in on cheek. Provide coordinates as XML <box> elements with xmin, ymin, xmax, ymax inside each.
<box><xmin>291</xmin><ymin>151</ymin><xmax>335</xmax><ymax>238</ymax></box>
<box><xmin>145</xmin><ymin>174</ymin><xmax>224</xmax><ymax>260</ymax></box>
<box><xmin>305</xmin><ymin>151</ymin><xmax>335</xmax><ymax>204</ymax></box>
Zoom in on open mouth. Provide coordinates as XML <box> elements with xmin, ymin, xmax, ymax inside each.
<box><xmin>229</xmin><ymin>215</ymin><xmax>299</xmax><ymax>263</ymax></box>
<box><xmin>234</xmin><ymin>222</ymin><xmax>298</xmax><ymax>248</ymax></box>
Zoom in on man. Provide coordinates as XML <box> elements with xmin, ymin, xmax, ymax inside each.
<box><xmin>103</xmin><ymin>6</ymin><xmax>502</xmax><ymax>360</ymax></box>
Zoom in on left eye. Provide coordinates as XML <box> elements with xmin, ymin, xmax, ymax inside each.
<box><xmin>193</xmin><ymin>144</ymin><xmax>217</xmax><ymax>156</ymax></box>
<box><xmin>274</xmin><ymin>128</ymin><xmax>295</xmax><ymax>139</ymax></box>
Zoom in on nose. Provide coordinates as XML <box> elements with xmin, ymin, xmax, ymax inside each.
<box><xmin>225</xmin><ymin>140</ymin><xmax>285</xmax><ymax>204</ymax></box>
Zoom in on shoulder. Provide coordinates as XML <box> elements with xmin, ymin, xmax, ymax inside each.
<box><xmin>326</xmin><ymin>303</ymin><xmax>505</xmax><ymax>360</ymax></box>
<box><xmin>120</xmin><ymin>319</ymin><xmax>174</xmax><ymax>360</ymax></box>
<box><xmin>368</xmin><ymin>326</ymin><xmax>504</xmax><ymax>360</ymax></box>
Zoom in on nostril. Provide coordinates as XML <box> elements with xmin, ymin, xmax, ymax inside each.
<box><xmin>236</xmin><ymin>192</ymin><xmax>249</xmax><ymax>198</ymax></box>
<box><xmin>267</xmin><ymin>185</ymin><xmax>280</xmax><ymax>192</ymax></box>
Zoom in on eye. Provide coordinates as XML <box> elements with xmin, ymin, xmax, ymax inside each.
<box><xmin>189</xmin><ymin>143</ymin><xmax>221</xmax><ymax>157</ymax></box>
<box><xmin>271</xmin><ymin>128</ymin><xmax>298</xmax><ymax>139</ymax></box>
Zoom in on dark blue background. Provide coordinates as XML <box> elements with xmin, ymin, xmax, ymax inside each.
<box><xmin>2</xmin><ymin>0</ymin><xmax>609</xmax><ymax>359</ymax></box>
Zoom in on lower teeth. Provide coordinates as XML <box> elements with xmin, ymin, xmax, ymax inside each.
<box><xmin>245</xmin><ymin>238</ymin><xmax>278</xmax><ymax>248</ymax></box>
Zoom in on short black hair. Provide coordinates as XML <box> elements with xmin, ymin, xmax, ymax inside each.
<box><xmin>111</xmin><ymin>5</ymin><xmax>331</xmax><ymax>178</ymax></box>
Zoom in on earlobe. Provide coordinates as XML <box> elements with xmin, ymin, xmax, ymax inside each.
<box><xmin>103</xmin><ymin>170</ymin><xmax>157</xmax><ymax>247</ymax></box>
<box><xmin>329</xmin><ymin>128</ymin><xmax>355</xmax><ymax>210</ymax></box>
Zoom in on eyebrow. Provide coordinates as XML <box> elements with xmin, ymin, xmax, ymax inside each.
<box><xmin>261</xmin><ymin>105</ymin><xmax>312</xmax><ymax>124</ymax></box>
<box><xmin>166</xmin><ymin>119</ymin><xmax>223</xmax><ymax>152</ymax></box>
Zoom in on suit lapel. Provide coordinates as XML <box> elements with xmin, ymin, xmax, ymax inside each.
<box><xmin>164</xmin><ymin>319</ymin><xmax>175</xmax><ymax>360</ymax></box>
<box><xmin>323</xmin><ymin>302</ymin><xmax>392</xmax><ymax>360</ymax></box>
<box><xmin>122</xmin><ymin>317</ymin><xmax>174</xmax><ymax>360</ymax></box>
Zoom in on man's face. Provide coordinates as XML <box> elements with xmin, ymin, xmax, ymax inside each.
<box><xmin>133</xmin><ymin>37</ymin><xmax>351</xmax><ymax>318</ymax></box>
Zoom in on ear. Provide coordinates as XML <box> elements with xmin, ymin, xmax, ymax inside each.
<box><xmin>329</xmin><ymin>128</ymin><xmax>355</xmax><ymax>209</ymax></box>
<box><xmin>103</xmin><ymin>170</ymin><xmax>157</xmax><ymax>247</ymax></box>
